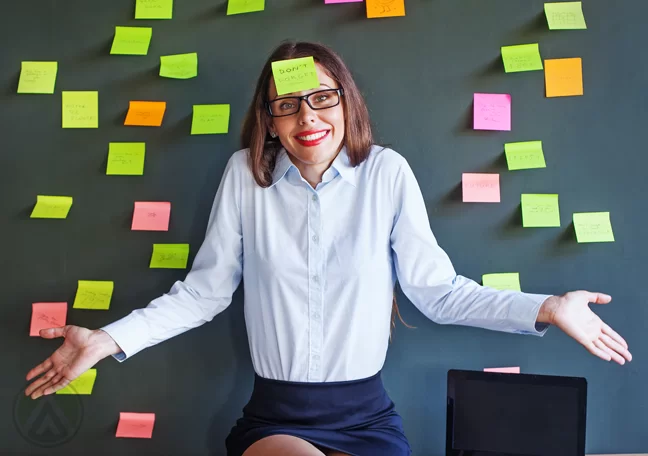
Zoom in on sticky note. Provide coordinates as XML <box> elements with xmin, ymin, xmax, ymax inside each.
<box><xmin>545</xmin><ymin>2</ymin><xmax>587</xmax><ymax>30</ymax></box>
<box><xmin>501</xmin><ymin>44</ymin><xmax>543</xmax><ymax>73</ymax></box>
<box><xmin>271</xmin><ymin>57</ymin><xmax>320</xmax><ymax>96</ymax></box>
<box><xmin>545</xmin><ymin>58</ymin><xmax>583</xmax><ymax>97</ymax></box>
<box><xmin>135</xmin><ymin>0</ymin><xmax>173</xmax><ymax>19</ymax></box>
<box><xmin>132</xmin><ymin>202</ymin><xmax>171</xmax><ymax>231</ymax></box>
<box><xmin>462</xmin><ymin>173</ymin><xmax>500</xmax><ymax>203</ymax></box>
<box><xmin>30</xmin><ymin>302</ymin><xmax>67</xmax><ymax>337</ymax></box>
<box><xmin>573</xmin><ymin>212</ymin><xmax>614</xmax><ymax>243</ymax></box>
<box><xmin>482</xmin><ymin>273</ymin><xmax>521</xmax><ymax>292</ymax></box>
<box><xmin>107</xmin><ymin>142</ymin><xmax>146</xmax><ymax>175</ymax></box>
<box><xmin>150</xmin><ymin>244</ymin><xmax>189</xmax><ymax>269</ymax></box>
<box><xmin>124</xmin><ymin>101</ymin><xmax>166</xmax><ymax>126</ymax></box>
<box><xmin>116</xmin><ymin>412</ymin><xmax>156</xmax><ymax>438</ymax></box>
<box><xmin>484</xmin><ymin>367</ymin><xmax>520</xmax><ymax>374</ymax></box>
<box><xmin>521</xmin><ymin>194</ymin><xmax>560</xmax><ymax>227</ymax></box>
<box><xmin>473</xmin><ymin>93</ymin><xmax>511</xmax><ymax>131</ymax></box>
<box><xmin>326</xmin><ymin>0</ymin><xmax>362</xmax><ymax>3</ymax></box>
<box><xmin>191</xmin><ymin>104</ymin><xmax>230</xmax><ymax>135</ymax></box>
<box><xmin>110</xmin><ymin>26</ymin><xmax>152</xmax><ymax>55</ymax></box>
<box><xmin>17</xmin><ymin>62</ymin><xmax>58</xmax><ymax>94</ymax></box>
<box><xmin>160</xmin><ymin>53</ymin><xmax>197</xmax><ymax>79</ymax></box>
<box><xmin>366</xmin><ymin>0</ymin><xmax>406</xmax><ymax>18</ymax></box>
<box><xmin>504</xmin><ymin>141</ymin><xmax>546</xmax><ymax>171</ymax></box>
<box><xmin>62</xmin><ymin>91</ymin><xmax>98</xmax><ymax>128</ymax></box>
<box><xmin>56</xmin><ymin>369</ymin><xmax>97</xmax><ymax>395</ymax></box>
<box><xmin>227</xmin><ymin>0</ymin><xmax>265</xmax><ymax>15</ymax></box>
<box><xmin>30</xmin><ymin>195</ymin><xmax>73</xmax><ymax>219</ymax></box>
<box><xmin>73</xmin><ymin>280</ymin><xmax>114</xmax><ymax>310</ymax></box>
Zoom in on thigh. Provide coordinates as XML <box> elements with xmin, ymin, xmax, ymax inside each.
<box><xmin>242</xmin><ymin>434</ymin><xmax>326</xmax><ymax>456</ymax></box>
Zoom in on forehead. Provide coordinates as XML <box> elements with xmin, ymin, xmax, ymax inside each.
<box><xmin>268</xmin><ymin>62</ymin><xmax>338</xmax><ymax>99</ymax></box>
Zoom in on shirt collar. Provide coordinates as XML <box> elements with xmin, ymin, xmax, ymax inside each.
<box><xmin>270</xmin><ymin>146</ymin><xmax>357</xmax><ymax>188</ymax></box>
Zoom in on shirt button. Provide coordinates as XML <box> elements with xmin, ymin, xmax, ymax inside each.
<box><xmin>312</xmin><ymin>194</ymin><xmax>317</xmax><ymax>202</ymax></box>
<box><xmin>313</xmin><ymin>355</ymin><xmax>320</xmax><ymax>361</ymax></box>
<box><xmin>312</xmin><ymin>275</ymin><xmax>319</xmax><ymax>283</ymax></box>
<box><xmin>312</xmin><ymin>235</ymin><xmax>319</xmax><ymax>243</ymax></box>
<box><xmin>313</xmin><ymin>312</ymin><xmax>320</xmax><ymax>320</ymax></box>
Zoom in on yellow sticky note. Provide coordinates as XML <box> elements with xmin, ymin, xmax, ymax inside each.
<box><xmin>135</xmin><ymin>0</ymin><xmax>173</xmax><ymax>19</ymax></box>
<box><xmin>482</xmin><ymin>273</ymin><xmax>521</xmax><ymax>291</ymax></box>
<box><xmin>30</xmin><ymin>195</ymin><xmax>73</xmax><ymax>219</ymax></box>
<box><xmin>271</xmin><ymin>57</ymin><xmax>320</xmax><ymax>96</ymax></box>
<box><xmin>504</xmin><ymin>141</ymin><xmax>546</xmax><ymax>171</ymax></box>
<box><xmin>56</xmin><ymin>369</ymin><xmax>97</xmax><ymax>395</ymax></box>
<box><xmin>573</xmin><ymin>212</ymin><xmax>614</xmax><ymax>243</ymax></box>
<box><xmin>107</xmin><ymin>142</ymin><xmax>146</xmax><ymax>175</ymax></box>
<box><xmin>18</xmin><ymin>61</ymin><xmax>58</xmax><ymax>94</ymax></box>
<box><xmin>150</xmin><ymin>244</ymin><xmax>189</xmax><ymax>269</ymax></box>
<box><xmin>160</xmin><ymin>53</ymin><xmax>197</xmax><ymax>79</ymax></box>
<box><xmin>73</xmin><ymin>280</ymin><xmax>114</xmax><ymax>310</ymax></box>
<box><xmin>191</xmin><ymin>104</ymin><xmax>230</xmax><ymax>135</ymax></box>
<box><xmin>545</xmin><ymin>58</ymin><xmax>583</xmax><ymax>97</ymax></box>
<box><xmin>521</xmin><ymin>194</ymin><xmax>560</xmax><ymax>227</ymax></box>
<box><xmin>545</xmin><ymin>2</ymin><xmax>587</xmax><ymax>30</ymax></box>
<box><xmin>227</xmin><ymin>0</ymin><xmax>265</xmax><ymax>15</ymax></box>
<box><xmin>366</xmin><ymin>0</ymin><xmax>405</xmax><ymax>18</ymax></box>
<box><xmin>501</xmin><ymin>44</ymin><xmax>543</xmax><ymax>73</ymax></box>
<box><xmin>110</xmin><ymin>26</ymin><xmax>153</xmax><ymax>55</ymax></box>
<box><xmin>62</xmin><ymin>91</ymin><xmax>98</xmax><ymax>128</ymax></box>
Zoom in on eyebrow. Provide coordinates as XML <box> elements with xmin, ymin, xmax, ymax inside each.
<box><xmin>270</xmin><ymin>84</ymin><xmax>336</xmax><ymax>101</ymax></box>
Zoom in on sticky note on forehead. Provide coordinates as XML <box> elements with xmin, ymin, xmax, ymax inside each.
<box><xmin>271</xmin><ymin>57</ymin><xmax>320</xmax><ymax>96</ymax></box>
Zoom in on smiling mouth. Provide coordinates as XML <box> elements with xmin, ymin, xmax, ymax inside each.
<box><xmin>294</xmin><ymin>130</ymin><xmax>330</xmax><ymax>146</ymax></box>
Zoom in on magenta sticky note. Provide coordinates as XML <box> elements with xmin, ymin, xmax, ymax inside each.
<box><xmin>115</xmin><ymin>412</ymin><xmax>156</xmax><ymax>438</ymax></box>
<box><xmin>484</xmin><ymin>366</ymin><xmax>520</xmax><ymax>374</ymax></box>
<box><xmin>30</xmin><ymin>302</ymin><xmax>67</xmax><ymax>336</ymax></box>
<box><xmin>462</xmin><ymin>173</ymin><xmax>500</xmax><ymax>203</ymax></box>
<box><xmin>473</xmin><ymin>93</ymin><xmax>511</xmax><ymax>131</ymax></box>
<box><xmin>131</xmin><ymin>202</ymin><xmax>171</xmax><ymax>231</ymax></box>
<box><xmin>325</xmin><ymin>0</ymin><xmax>362</xmax><ymax>3</ymax></box>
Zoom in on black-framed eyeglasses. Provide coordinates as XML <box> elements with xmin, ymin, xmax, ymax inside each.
<box><xmin>265</xmin><ymin>88</ymin><xmax>344</xmax><ymax>117</ymax></box>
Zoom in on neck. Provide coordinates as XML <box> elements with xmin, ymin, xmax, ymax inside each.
<box><xmin>289</xmin><ymin>152</ymin><xmax>339</xmax><ymax>190</ymax></box>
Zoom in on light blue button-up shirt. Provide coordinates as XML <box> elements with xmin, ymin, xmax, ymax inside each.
<box><xmin>101</xmin><ymin>145</ymin><xmax>550</xmax><ymax>382</ymax></box>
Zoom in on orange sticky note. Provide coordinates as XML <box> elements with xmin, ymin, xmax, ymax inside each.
<box><xmin>115</xmin><ymin>412</ymin><xmax>155</xmax><ymax>438</ymax></box>
<box><xmin>30</xmin><ymin>302</ymin><xmax>67</xmax><ymax>336</ymax></box>
<box><xmin>366</xmin><ymin>0</ymin><xmax>405</xmax><ymax>18</ymax></box>
<box><xmin>462</xmin><ymin>173</ymin><xmax>500</xmax><ymax>203</ymax></box>
<box><xmin>132</xmin><ymin>202</ymin><xmax>171</xmax><ymax>231</ymax></box>
<box><xmin>484</xmin><ymin>367</ymin><xmax>521</xmax><ymax>374</ymax></box>
<box><xmin>124</xmin><ymin>101</ymin><xmax>166</xmax><ymax>126</ymax></box>
<box><xmin>545</xmin><ymin>58</ymin><xmax>583</xmax><ymax>97</ymax></box>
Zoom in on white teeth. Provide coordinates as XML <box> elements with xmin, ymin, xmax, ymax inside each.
<box><xmin>297</xmin><ymin>131</ymin><xmax>327</xmax><ymax>141</ymax></box>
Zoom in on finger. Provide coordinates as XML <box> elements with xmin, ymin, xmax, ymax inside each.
<box><xmin>39</xmin><ymin>325</ymin><xmax>69</xmax><ymax>339</ymax></box>
<box><xmin>31</xmin><ymin>373</ymin><xmax>62</xmax><ymax>400</ymax></box>
<box><xmin>600</xmin><ymin>334</ymin><xmax>632</xmax><ymax>363</ymax></box>
<box><xmin>585</xmin><ymin>341</ymin><xmax>611</xmax><ymax>362</ymax></box>
<box><xmin>594</xmin><ymin>339</ymin><xmax>625</xmax><ymax>365</ymax></box>
<box><xmin>602</xmin><ymin>323</ymin><xmax>629</xmax><ymax>350</ymax></box>
<box><xmin>581</xmin><ymin>291</ymin><xmax>612</xmax><ymax>304</ymax></box>
<box><xmin>43</xmin><ymin>377</ymin><xmax>72</xmax><ymax>397</ymax></box>
<box><xmin>25</xmin><ymin>369</ymin><xmax>58</xmax><ymax>397</ymax></box>
<box><xmin>26</xmin><ymin>358</ymin><xmax>53</xmax><ymax>382</ymax></box>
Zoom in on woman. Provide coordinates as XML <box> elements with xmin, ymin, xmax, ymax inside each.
<box><xmin>25</xmin><ymin>41</ymin><xmax>632</xmax><ymax>456</ymax></box>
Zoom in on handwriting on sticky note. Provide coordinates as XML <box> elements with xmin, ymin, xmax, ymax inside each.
<box><xmin>110</xmin><ymin>26</ymin><xmax>153</xmax><ymax>55</ymax></box>
<box><xmin>521</xmin><ymin>194</ymin><xmax>561</xmax><ymax>227</ymax></box>
<box><xmin>545</xmin><ymin>2</ymin><xmax>587</xmax><ymax>30</ymax></box>
<box><xmin>30</xmin><ymin>302</ymin><xmax>67</xmax><ymax>336</ymax></box>
<box><xmin>150</xmin><ymin>244</ymin><xmax>189</xmax><ymax>269</ymax></box>
<box><xmin>18</xmin><ymin>62</ymin><xmax>58</xmax><ymax>94</ymax></box>
<box><xmin>62</xmin><ymin>91</ymin><xmax>98</xmax><ymax>128</ymax></box>
<box><xmin>116</xmin><ymin>412</ymin><xmax>156</xmax><ymax>438</ymax></box>
<box><xmin>501</xmin><ymin>44</ymin><xmax>543</xmax><ymax>73</ymax></box>
<box><xmin>73</xmin><ymin>280</ymin><xmax>114</xmax><ymax>310</ymax></box>
<box><xmin>505</xmin><ymin>141</ymin><xmax>546</xmax><ymax>171</ymax></box>
<box><xmin>482</xmin><ymin>273</ymin><xmax>521</xmax><ymax>291</ymax></box>
<box><xmin>30</xmin><ymin>195</ymin><xmax>73</xmax><ymax>219</ymax></box>
<box><xmin>473</xmin><ymin>93</ymin><xmax>511</xmax><ymax>131</ymax></box>
<box><xmin>484</xmin><ymin>367</ymin><xmax>521</xmax><ymax>374</ymax></box>
<box><xmin>271</xmin><ymin>57</ymin><xmax>320</xmax><ymax>96</ymax></box>
<box><xmin>573</xmin><ymin>212</ymin><xmax>614</xmax><ymax>243</ymax></box>
<box><xmin>132</xmin><ymin>202</ymin><xmax>171</xmax><ymax>231</ymax></box>
<box><xmin>56</xmin><ymin>369</ymin><xmax>97</xmax><ymax>395</ymax></box>
<box><xmin>124</xmin><ymin>101</ymin><xmax>166</xmax><ymax>126</ymax></box>
<box><xmin>462</xmin><ymin>173</ymin><xmax>500</xmax><ymax>203</ymax></box>
<box><xmin>545</xmin><ymin>58</ymin><xmax>583</xmax><ymax>97</ymax></box>
<box><xmin>107</xmin><ymin>143</ymin><xmax>146</xmax><ymax>175</ymax></box>
<box><xmin>191</xmin><ymin>104</ymin><xmax>230</xmax><ymax>135</ymax></box>
<box><xmin>135</xmin><ymin>0</ymin><xmax>173</xmax><ymax>19</ymax></box>
<box><xmin>227</xmin><ymin>0</ymin><xmax>265</xmax><ymax>15</ymax></box>
<box><xmin>366</xmin><ymin>0</ymin><xmax>406</xmax><ymax>18</ymax></box>
<box><xmin>160</xmin><ymin>53</ymin><xmax>197</xmax><ymax>79</ymax></box>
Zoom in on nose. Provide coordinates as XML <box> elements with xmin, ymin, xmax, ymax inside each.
<box><xmin>297</xmin><ymin>98</ymin><xmax>317</xmax><ymax>124</ymax></box>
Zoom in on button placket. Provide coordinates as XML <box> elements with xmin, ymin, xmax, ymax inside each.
<box><xmin>307</xmin><ymin>190</ymin><xmax>324</xmax><ymax>381</ymax></box>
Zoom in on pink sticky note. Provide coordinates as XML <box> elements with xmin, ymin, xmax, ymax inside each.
<box><xmin>484</xmin><ymin>367</ymin><xmax>521</xmax><ymax>374</ymax></box>
<box><xmin>131</xmin><ymin>202</ymin><xmax>171</xmax><ymax>231</ymax></box>
<box><xmin>473</xmin><ymin>93</ymin><xmax>511</xmax><ymax>131</ymax></box>
<box><xmin>115</xmin><ymin>412</ymin><xmax>156</xmax><ymax>438</ymax></box>
<box><xmin>30</xmin><ymin>302</ymin><xmax>67</xmax><ymax>336</ymax></box>
<box><xmin>325</xmin><ymin>0</ymin><xmax>362</xmax><ymax>3</ymax></box>
<box><xmin>462</xmin><ymin>173</ymin><xmax>500</xmax><ymax>203</ymax></box>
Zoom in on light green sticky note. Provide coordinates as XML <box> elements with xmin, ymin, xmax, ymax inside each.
<box><xmin>505</xmin><ymin>141</ymin><xmax>546</xmax><ymax>171</ymax></box>
<box><xmin>573</xmin><ymin>212</ymin><xmax>615</xmax><ymax>243</ymax></box>
<box><xmin>107</xmin><ymin>142</ymin><xmax>146</xmax><ymax>175</ymax></box>
<box><xmin>30</xmin><ymin>196</ymin><xmax>73</xmax><ymax>219</ymax></box>
<box><xmin>150</xmin><ymin>244</ymin><xmax>189</xmax><ymax>269</ymax></box>
<box><xmin>501</xmin><ymin>44</ymin><xmax>543</xmax><ymax>73</ymax></box>
<box><xmin>521</xmin><ymin>194</ymin><xmax>561</xmax><ymax>227</ymax></box>
<box><xmin>110</xmin><ymin>26</ymin><xmax>153</xmax><ymax>55</ymax></box>
<box><xmin>545</xmin><ymin>2</ymin><xmax>587</xmax><ymax>30</ymax></box>
<box><xmin>135</xmin><ymin>0</ymin><xmax>173</xmax><ymax>19</ymax></box>
<box><xmin>160</xmin><ymin>53</ymin><xmax>197</xmax><ymax>79</ymax></box>
<box><xmin>482</xmin><ymin>273</ymin><xmax>521</xmax><ymax>291</ymax></box>
<box><xmin>227</xmin><ymin>0</ymin><xmax>265</xmax><ymax>15</ymax></box>
<box><xmin>17</xmin><ymin>61</ymin><xmax>58</xmax><ymax>94</ymax></box>
<box><xmin>191</xmin><ymin>104</ymin><xmax>230</xmax><ymax>135</ymax></box>
<box><xmin>56</xmin><ymin>369</ymin><xmax>97</xmax><ymax>395</ymax></box>
<box><xmin>62</xmin><ymin>91</ymin><xmax>98</xmax><ymax>128</ymax></box>
<box><xmin>271</xmin><ymin>56</ymin><xmax>320</xmax><ymax>96</ymax></box>
<box><xmin>73</xmin><ymin>280</ymin><xmax>114</xmax><ymax>310</ymax></box>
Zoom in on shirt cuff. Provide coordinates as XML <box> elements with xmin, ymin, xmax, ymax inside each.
<box><xmin>100</xmin><ymin>313</ymin><xmax>151</xmax><ymax>362</ymax></box>
<box><xmin>512</xmin><ymin>293</ymin><xmax>552</xmax><ymax>336</ymax></box>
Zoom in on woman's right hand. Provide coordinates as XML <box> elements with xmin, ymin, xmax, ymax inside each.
<box><xmin>25</xmin><ymin>326</ymin><xmax>121</xmax><ymax>399</ymax></box>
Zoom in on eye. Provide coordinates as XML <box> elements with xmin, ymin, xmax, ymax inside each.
<box><xmin>313</xmin><ymin>94</ymin><xmax>329</xmax><ymax>102</ymax></box>
<box><xmin>279</xmin><ymin>101</ymin><xmax>295</xmax><ymax>110</ymax></box>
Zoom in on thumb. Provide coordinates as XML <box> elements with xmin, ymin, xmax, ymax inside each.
<box><xmin>39</xmin><ymin>325</ymin><xmax>69</xmax><ymax>339</ymax></box>
<box><xmin>581</xmin><ymin>291</ymin><xmax>612</xmax><ymax>304</ymax></box>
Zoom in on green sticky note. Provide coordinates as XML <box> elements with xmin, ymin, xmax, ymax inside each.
<box><xmin>17</xmin><ymin>61</ymin><xmax>58</xmax><ymax>94</ymax></box>
<box><xmin>227</xmin><ymin>0</ymin><xmax>265</xmax><ymax>15</ymax></box>
<box><xmin>160</xmin><ymin>52</ymin><xmax>197</xmax><ymax>79</ymax></box>
<box><xmin>135</xmin><ymin>0</ymin><xmax>173</xmax><ymax>19</ymax></box>
<box><xmin>110</xmin><ymin>26</ymin><xmax>153</xmax><ymax>55</ymax></box>
<box><xmin>150</xmin><ymin>244</ymin><xmax>189</xmax><ymax>269</ymax></box>
<box><xmin>501</xmin><ymin>44</ymin><xmax>543</xmax><ymax>73</ymax></box>
<box><xmin>505</xmin><ymin>141</ymin><xmax>546</xmax><ymax>171</ymax></box>
<box><xmin>62</xmin><ymin>91</ymin><xmax>98</xmax><ymax>128</ymax></box>
<box><xmin>107</xmin><ymin>142</ymin><xmax>146</xmax><ymax>175</ymax></box>
<box><xmin>56</xmin><ymin>369</ymin><xmax>97</xmax><ymax>395</ymax></box>
<box><xmin>482</xmin><ymin>273</ymin><xmax>521</xmax><ymax>292</ymax></box>
<box><xmin>521</xmin><ymin>194</ymin><xmax>561</xmax><ymax>227</ymax></box>
<box><xmin>191</xmin><ymin>104</ymin><xmax>230</xmax><ymax>135</ymax></box>
<box><xmin>30</xmin><ymin>195</ymin><xmax>73</xmax><ymax>219</ymax></box>
<box><xmin>573</xmin><ymin>212</ymin><xmax>614</xmax><ymax>243</ymax></box>
<box><xmin>271</xmin><ymin>56</ymin><xmax>320</xmax><ymax>96</ymax></box>
<box><xmin>545</xmin><ymin>2</ymin><xmax>587</xmax><ymax>30</ymax></box>
<box><xmin>73</xmin><ymin>280</ymin><xmax>114</xmax><ymax>310</ymax></box>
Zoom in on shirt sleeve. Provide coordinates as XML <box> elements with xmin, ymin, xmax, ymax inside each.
<box><xmin>389</xmin><ymin>157</ymin><xmax>550</xmax><ymax>336</ymax></box>
<box><xmin>101</xmin><ymin>153</ymin><xmax>245</xmax><ymax>361</ymax></box>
